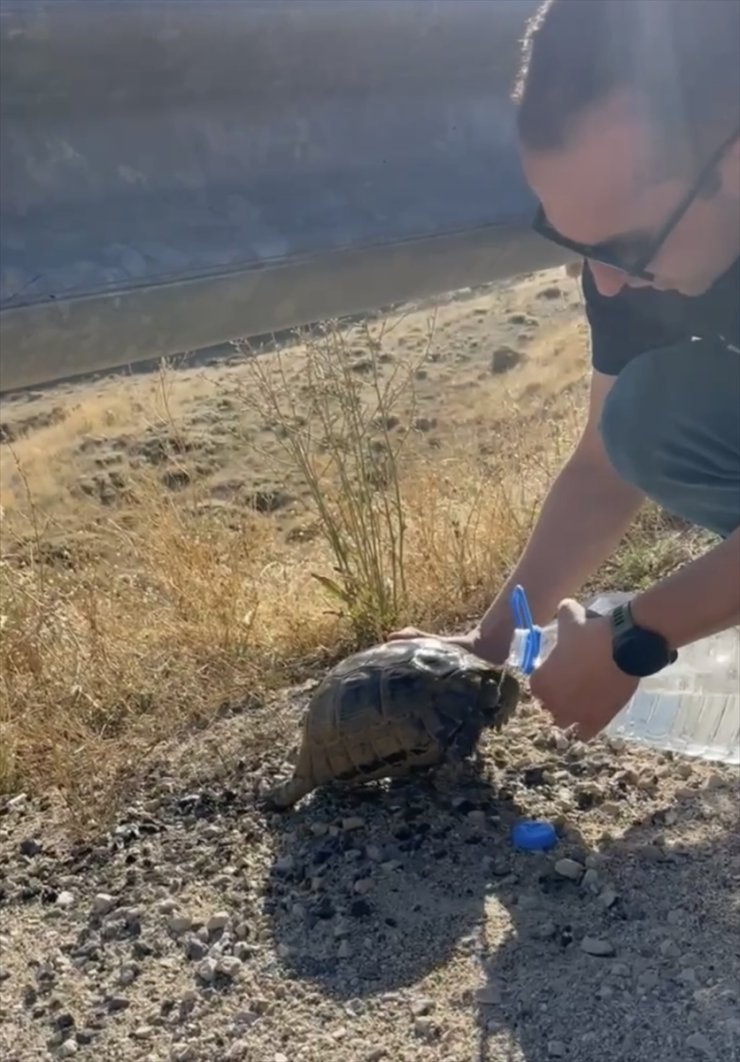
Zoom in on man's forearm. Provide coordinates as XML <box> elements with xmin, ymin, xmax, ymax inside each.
<box><xmin>631</xmin><ymin>529</ymin><xmax>740</xmax><ymax>648</ymax></box>
<box><xmin>475</xmin><ymin>453</ymin><xmax>643</xmax><ymax>656</ymax></box>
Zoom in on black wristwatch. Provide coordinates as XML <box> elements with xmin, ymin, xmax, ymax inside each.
<box><xmin>610</xmin><ymin>602</ymin><xmax>678</xmax><ymax>678</ymax></box>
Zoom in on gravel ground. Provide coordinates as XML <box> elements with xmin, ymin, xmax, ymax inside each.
<box><xmin>1</xmin><ymin>691</ymin><xmax>738</xmax><ymax>1062</ymax></box>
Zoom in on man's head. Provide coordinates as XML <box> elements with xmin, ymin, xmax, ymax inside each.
<box><xmin>514</xmin><ymin>0</ymin><xmax>740</xmax><ymax>297</ymax></box>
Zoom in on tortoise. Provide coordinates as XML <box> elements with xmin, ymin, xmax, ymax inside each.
<box><xmin>266</xmin><ymin>637</ymin><xmax>520</xmax><ymax>808</ymax></box>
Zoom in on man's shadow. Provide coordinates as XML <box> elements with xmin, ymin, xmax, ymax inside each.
<box><xmin>264</xmin><ymin>772</ymin><xmax>739</xmax><ymax>1062</ymax></box>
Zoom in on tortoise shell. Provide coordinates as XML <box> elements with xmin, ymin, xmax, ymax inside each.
<box><xmin>266</xmin><ymin>637</ymin><xmax>519</xmax><ymax>808</ymax></box>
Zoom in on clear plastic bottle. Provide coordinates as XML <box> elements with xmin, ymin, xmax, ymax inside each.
<box><xmin>506</xmin><ymin>586</ymin><xmax>740</xmax><ymax>765</ymax></box>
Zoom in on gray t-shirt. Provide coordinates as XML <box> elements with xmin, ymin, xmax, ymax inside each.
<box><xmin>583</xmin><ymin>257</ymin><xmax>740</xmax><ymax>376</ymax></box>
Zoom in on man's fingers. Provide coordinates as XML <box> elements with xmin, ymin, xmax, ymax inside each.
<box><xmin>386</xmin><ymin>626</ymin><xmax>427</xmax><ymax>641</ymax></box>
<box><xmin>556</xmin><ymin>598</ymin><xmax>587</xmax><ymax>631</ymax></box>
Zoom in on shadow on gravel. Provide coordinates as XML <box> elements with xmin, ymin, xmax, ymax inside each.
<box><xmin>263</xmin><ymin>771</ymin><xmax>519</xmax><ymax>998</ymax></box>
<box><xmin>475</xmin><ymin>787</ymin><xmax>740</xmax><ymax>1062</ymax></box>
<box><xmin>264</xmin><ymin>778</ymin><xmax>739</xmax><ymax>1062</ymax></box>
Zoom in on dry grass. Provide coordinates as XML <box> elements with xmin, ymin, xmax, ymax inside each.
<box><xmin>0</xmin><ymin>298</ymin><xmax>705</xmax><ymax>827</ymax></box>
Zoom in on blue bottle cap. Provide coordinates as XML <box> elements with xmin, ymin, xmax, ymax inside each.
<box><xmin>511</xmin><ymin>820</ymin><xmax>558</xmax><ymax>851</ymax></box>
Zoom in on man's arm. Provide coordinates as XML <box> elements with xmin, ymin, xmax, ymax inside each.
<box><xmin>631</xmin><ymin>530</ymin><xmax>740</xmax><ymax>648</ymax></box>
<box><xmin>471</xmin><ymin>370</ymin><xmax>644</xmax><ymax>661</ymax></box>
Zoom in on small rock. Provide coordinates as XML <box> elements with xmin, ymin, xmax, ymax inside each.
<box><xmin>678</xmin><ymin>967</ymin><xmax>699</xmax><ymax>987</ymax></box>
<box><xmin>598</xmin><ymin>887</ymin><xmax>618</xmax><ymax>909</ymax></box>
<box><xmin>610</xmin><ymin>963</ymin><xmax>631</xmax><ymax>978</ymax></box>
<box><xmin>58</xmin><ymin>1042</ymin><xmax>78</xmax><ymax>1058</ymax></box>
<box><xmin>168</xmin><ymin>914</ymin><xmax>192</xmax><ymax>935</ymax></box>
<box><xmin>475</xmin><ymin>983</ymin><xmax>501</xmax><ymax>1005</ymax></box>
<box><xmin>411</xmin><ymin>997</ymin><xmax>435</xmax><ymax>1016</ymax></box>
<box><xmin>75</xmin><ymin>1030</ymin><xmax>96</xmax><ymax>1046</ymax></box>
<box><xmin>171</xmin><ymin>1047</ymin><xmax>198</xmax><ymax>1062</ymax></box>
<box><xmin>19</xmin><ymin>837</ymin><xmax>42</xmax><ymax>857</ymax></box>
<box><xmin>186</xmin><ymin>937</ymin><xmax>208</xmax><ymax>961</ymax></box>
<box><xmin>274</xmin><ymin>1054</ymin><xmax>289</xmax><ymax>1062</ymax></box>
<box><xmin>118</xmin><ymin>962</ymin><xmax>140</xmax><ymax>987</ymax></box>
<box><xmin>0</xmin><ymin>967</ymin><xmax>10</xmax><ymax>983</ymax></box>
<box><xmin>158</xmin><ymin>898</ymin><xmax>177</xmax><ymax>915</ymax></box>
<box><xmin>581</xmin><ymin>868</ymin><xmax>600</xmax><ymax>893</ymax></box>
<box><xmin>207</xmin><ymin>911</ymin><xmax>230</xmax><ymax>933</ymax></box>
<box><xmin>342</xmin><ymin>816</ymin><xmax>364</xmax><ymax>831</ymax></box>
<box><xmin>216</xmin><ymin>956</ymin><xmax>242</xmax><ymax>979</ymax></box>
<box><xmin>309</xmin><ymin>822</ymin><xmax>328</xmax><ymax>837</ymax></box>
<box><xmin>686</xmin><ymin>1032</ymin><xmax>715</xmax><ymax>1058</ymax></box>
<box><xmin>91</xmin><ymin>893</ymin><xmax>117</xmax><ymax>916</ymax></box>
<box><xmin>56</xmin><ymin>891</ymin><xmax>75</xmax><ymax>908</ymax></box>
<box><xmin>580</xmin><ymin>936</ymin><xmax>616</xmax><ymax>957</ymax></box>
<box><xmin>197</xmin><ymin>957</ymin><xmax>218</xmax><ymax>983</ymax></box>
<box><xmin>366</xmin><ymin>845</ymin><xmax>382</xmax><ymax>861</ymax></box>
<box><xmin>55</xmin><ymin>1012</ymin><xmax>75</xmax><ymax>1031</ymax></box>
<box><xmin>547</xmin><ymin>1042</ymin><xmax>566</xmax><ymax>1058</ymax></box>
<box><xmin>365</xmin><ymin>1050</ymin><xmax>387</xmax><ymax>1062</ymax></box>
<box><xmin>131</xmin><ymin>1025</ymin><xmax>152</xmax><ymax>1041</ymax></box>
<box><xmin>338</xmin><ymin>940</ymin><xmax>353</xmax><ymax>959</ymax></box>
<box><xmin>7</xmin><ymin>792</ymin><xmax>28</xmax><ymax>810</ymax></box>
<box><xmin>414</xmin><ymin>1016</ymin><xmax>437</xmax><ymax>1041</ymax></box>
<box><xmin>667</xmin><ymin>908</ymin><xmax>685</xmax><ymax>926</ymax></box>
<box><xmin>107</xmin><ymin>995</ymin><xmax>130</xmax><ymax>1013</ymax></box>
<box><xmin>275</xmin><ymin>855</ymin><xmax>294</xmax><ymax>874</ymax></box>
<box><xmin>353</xmin><ymin>878</ymin><xmax>372</xmax><ymax>895</ymax></box>
<box><xmin>554</xmin><ymin>858</ymin><xmax>584</xmax><ymax>882</ymax></box>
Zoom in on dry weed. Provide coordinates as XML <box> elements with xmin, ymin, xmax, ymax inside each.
<box><xmin>0</xmin><ymin>318</ymin><xmax>704</xmax><ymax>825</ymax></box>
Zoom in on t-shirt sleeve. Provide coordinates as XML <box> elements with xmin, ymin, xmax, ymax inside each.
<box><xmin>581</xmin><ymin>262</ymin><xmax>685</xmax><ymax>376</ymax></box>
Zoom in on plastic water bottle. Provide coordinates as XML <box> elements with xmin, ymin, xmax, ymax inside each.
<box><xmin>506</xmin><ymin>585</ymin><xmax>740</xmax><ymax>765</ymax></box>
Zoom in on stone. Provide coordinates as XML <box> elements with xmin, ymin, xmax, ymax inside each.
<box><xmin>342</xmin><ymin>816</ymin><xmax>365</xmax><ymax>831</ymax></box>
<box><xmin>196</xmin><ymin>958</ymin><xmax>218</xmax><ymax>983</ymax></box>
<box><xmin>686</xmin><ymin>1032</ymin><xmax>715</xmax><ymax>1058</ymax></box>
<box><xmin>118</xmin><ymin>963</ymin><xmax>139</xmax><ymax>987</ymax></box>
<box><xmin>91</xmin><ymin>894</ymin><xmax>117</xmax><ymax>916</ymax></box>
<box><xmin>598</xmin><ymin>887</ymin><xmax>618</xmax><ymax>910</ymax></box>
<box><xmin>475</xmin><ymin>984</ymin><xmax>501</xmax><ymax>1005</ymax></box>
<box><xmin>58</xmin><ymin>1042</ymin><xmax>78</xmax><ymax>1058</ymax></box>
<box><xmin>19</xmin><ymin>837</ymin><xmax>42</xmax><ymax>857</ymax></box>
<box><xmin>107</xmin><ymin>995</ymin><xmax>130</xmax><ymax>1012</ymax></box>
<box><xmin>580</xmin><ymin>937</ymin><xmax>616</xmax><ymax>957</ymax></box>
<box><xmin>581</xmin><ymin>869</ymin><xmax>600</xmax><ymax>893</ymax></box>
<box><xmin>353</xmin><ymin>878</ymin><xmax>372</xmax><ymax>895</ymax></box>
<box><xmin>168</xmin><ymin>915</ymin><xmax>192</xmax><ymax>935</ymax></box>
<box><xmin>338</xmin><ymin>940</ymin><xmax>353</xmax><ymax>959</ymax></box>
<box><xmin>411</xmin><ymin>997</ymin><xmax>434</xmax><ymax>1017</ymax></box>
<box><xmin>413</xmin><ymin>1017</ymin><xmax>437</xmax><ymax>1041</ymax></box>
<box><xmin>216</xmin><ymin>956</ymin><xmax>242</xmax><ymax>979</ymax></box>
<box><xmin>554</xmin><ymin>858</ymin><xmax>583</xmax><ymax>882</ymax></box>
<box><xmin>207</xmin><ymin>911</ymin><xmax>230</xmax><ymax>933</ymax></box>
<box><xmin>547</xmin><ymin>1042</ymin><xmax>566</xmax><ymax>1058</ymax></box>
<box><xmin>275</xmin><ymin>855</ymin><xmax>294</xmax><ymax>874</ymax></box>
<box><xmin>57</xmin><ymin>891</ymin><xmax>75</xmax><ymax>908</ymax></box>
<box><xmin>186</xmin><ymin>938</ymin><xmax>207</xmax><ymax>961</ymax></box>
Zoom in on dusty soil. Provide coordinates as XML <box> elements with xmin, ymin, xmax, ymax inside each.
<box><xmin>1</xmin><ymin>692</ymin><xmax>738</xmax><ymax>1062</ymax></box>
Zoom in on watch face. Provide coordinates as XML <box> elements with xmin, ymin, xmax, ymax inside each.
<box><xmin>614</xmin><ymin>629</ymin><xmax>671</xmax><ymax>678</ymax></box>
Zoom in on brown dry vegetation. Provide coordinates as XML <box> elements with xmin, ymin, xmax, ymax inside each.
<box><xmin>0</xmin><ymin>268</ymin><xmax>704</xmax><ymax>825</ymax></box>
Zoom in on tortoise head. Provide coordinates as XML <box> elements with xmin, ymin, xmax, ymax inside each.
<box><xmin>481</xmin><ymin>668</ymin><xmax>520</xmax><ymax>728</ymax></box>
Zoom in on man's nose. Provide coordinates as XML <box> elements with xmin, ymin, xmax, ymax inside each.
<box><xmin>587</xmin><ymin>260</ymin><xmax>630</xmax><ymax>297</ymax></box>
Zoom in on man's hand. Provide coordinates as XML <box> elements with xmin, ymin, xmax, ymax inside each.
<box><xmin>529</xmin><ymin>599</ymin><xmax>638</xmax><ymax>740</ymax></box>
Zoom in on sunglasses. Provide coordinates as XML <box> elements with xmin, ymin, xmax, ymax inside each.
<box><xmin>532</xmin><ymin>126</ymin><xmax>740</xmax><ymax>282</ymax></box>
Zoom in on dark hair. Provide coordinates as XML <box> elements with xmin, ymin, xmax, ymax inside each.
<box><xmin>514</xmin><ymin>0</ymin><xmax>740</xmax><ymax>165</ymax></box>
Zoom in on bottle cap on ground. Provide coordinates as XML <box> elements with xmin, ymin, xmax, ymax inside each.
<box><xmin>511</xmin><ymin>819</ymin><xmax>557</xmax><ymax>851</ymax></box>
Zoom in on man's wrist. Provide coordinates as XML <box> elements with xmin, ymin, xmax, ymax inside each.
<box><xmin>629</xmin><ymin>531</ymin><xmax>740</xmax><ymax>650</ymax></box>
